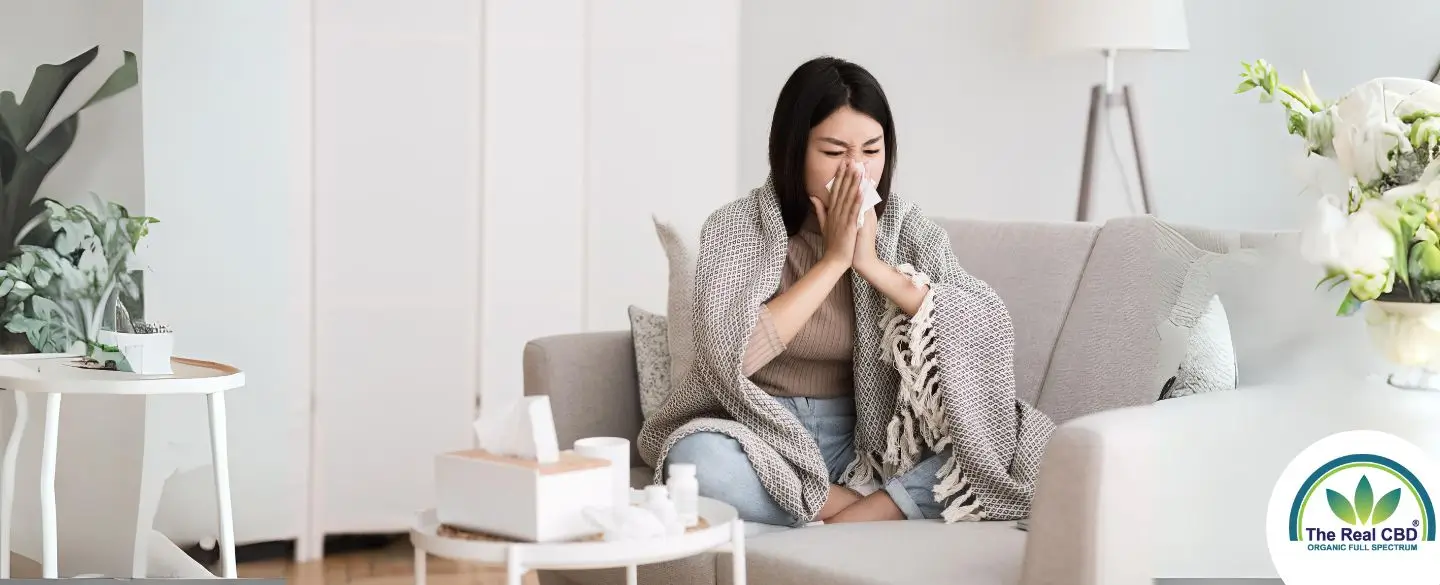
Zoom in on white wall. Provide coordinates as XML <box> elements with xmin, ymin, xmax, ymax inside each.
<box><xmin>739</xmin><ymin>0</ymin><xmax>1149</xmax><ymax>224</ymax></box>
<box><xmin>142</xmin><ymin>0</ymin><xmax>312</xmax><ymax>548</ymax></box>
<box><xmin>740</xmin><ymin>0</ymin><xmax>1440</xmax><ymax>230</ymax></box>
<box><xmin>0</xmin><ymin>0</ymin><xmax>145</xmax><ymax>213</ymax></box>
<box><xmin>478</xmin><ymin>0</ymin><xmax>739</xmax><ymax>411</ymax></box>
<box><xmin>1144</xmin><ymin>0</ymin><xmax>1440</xmax><ymax>230</ymax></box>
<box><xmin>311</xmin><ymin>0</ymin><xmax>481</xmax><ymax>537</ymax></box>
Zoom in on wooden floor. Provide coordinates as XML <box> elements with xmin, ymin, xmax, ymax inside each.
<box><xmin>236</xmin><ymin>540</ymin><xmax>541</xmax><ymax>585</ymax></box>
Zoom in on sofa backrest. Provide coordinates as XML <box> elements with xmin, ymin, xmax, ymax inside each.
<box><xmin>1035</xmin><ymin>216</ymin><xmax>1221</xmax><ymax>423</ymax></box>
<box><xmin>935</xmin><ymin>218</ymin><xmax>1101</xmax><ymax>406</ymax></box>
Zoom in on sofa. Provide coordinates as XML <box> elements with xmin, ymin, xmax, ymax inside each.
<box><xmin>521</xmin><ymin>215</ymin><xmax>1327</xmax><ymax>585</ymax></box>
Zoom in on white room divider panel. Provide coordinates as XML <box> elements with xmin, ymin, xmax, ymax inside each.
<box><xmin>312</xmin><ymin>0</ymin><xmax>483</xmax><ymax>540</ymax></box>
<box><xmin>478</xmin><ymin>0</ymin><xmax>741</xmax><ymax>411</ymax></box>
<box><xmin>142</xmin><ymin>0</ymin><xmax>741</xmax><ymax>562</ymax></box>
<box><xmin>142</xmin><ymin>0</ymin><xmax>313</xmax><ymax>554</ymax></box>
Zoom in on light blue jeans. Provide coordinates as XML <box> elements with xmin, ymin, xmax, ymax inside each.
<box><xmin>663</xmin><ymin>396</ymin><xmax>951</xmax><ymax>527</ymax></box>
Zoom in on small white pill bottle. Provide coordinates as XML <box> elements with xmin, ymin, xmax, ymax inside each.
<box><xmin>666</xmin><ymin>463</ymin><xmax>700</xmax><ymax>528</ymax></box>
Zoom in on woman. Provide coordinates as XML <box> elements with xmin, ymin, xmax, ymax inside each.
<box><xmin>637</xmin><ymin>56</ymin><xmax>1055</xmax><ymax>528</ymax></box>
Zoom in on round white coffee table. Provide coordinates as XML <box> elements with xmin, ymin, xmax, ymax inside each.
<box><xmin>0</xmin><ymin>354</ymin><xmax>245</xmax><ymax>579</ymax></box>
<box><xmin>410</xmin><ymin>497</ymin><xmax>747</xmax><ymax>585</ymax></box>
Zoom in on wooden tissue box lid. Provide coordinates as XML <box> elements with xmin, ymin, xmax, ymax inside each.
<box><xmin>440</xmin><ymin>449</ymin><xmax>609</xmax><ymax>475</ymax></box>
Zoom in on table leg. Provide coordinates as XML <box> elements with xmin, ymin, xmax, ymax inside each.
<box><xmin>412</xmin><ymin>546</ymin><xmax>425</xmax><ymax>585</ymax></box>
<box><xmin>625</xmin><ymin>565</ymin><xmax>637</xmax><ymax>585</ymax></box>
<box><xmin>504</xmin><ymin>546</ymin><xmax>523</xmax><ymax>585</ymax></box>
<box><xmin>207</xmin><ymin>393</ymin><xmax>236</xmax><ymax>579</ymax></box>
<box><xmin>40</xmin><ymin>393</ymin><xmax>60</xmax><ymax>578</ymax></box>
<box><xmin>0</xmin><ymin>391</ymin><xmax>27</xmax><ymax>578</ymax></box>
<box><xmin>731</xmin><ymin>519</ymin><xmax>746</xmax><ymax>585</ymax></box>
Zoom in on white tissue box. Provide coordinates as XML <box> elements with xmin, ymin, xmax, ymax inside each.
<box><xmin>435</xmin><ymin>449</ymin><xmax>612</xmax><ymax>542</ymax></box>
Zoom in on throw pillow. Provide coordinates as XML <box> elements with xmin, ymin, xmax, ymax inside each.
<box><xmin>627</xmin><ymin>305</ymin><xmax>671</xmax><ymax>419</ymax></box>
<box><xmin>653</xmin><ymin>214</ymin><xmax>703</xmax><ymax>395</ymax></box>
<box><xmin>1160</xmin><ymin>294</ymin><xmax>1238</xmax><ymax>400</ymax></box>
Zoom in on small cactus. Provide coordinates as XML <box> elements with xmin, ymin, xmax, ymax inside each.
<box><xmin>131</xmin><ymin>321</ymin><xmax>171</xmax><ymax>335</ymax></box>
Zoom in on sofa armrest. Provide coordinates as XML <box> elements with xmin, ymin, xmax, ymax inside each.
<box><xmin>1019</xmin><ymin>404</ymin><xmax>1153</xmax><ymax>585</ymax></box>
<box><xmin>523</xmin><ymin>330</ymin><xmax>643</xmax><ymax>462</ymax></box>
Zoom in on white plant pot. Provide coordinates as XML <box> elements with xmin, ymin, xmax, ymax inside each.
<box><xmin>1362</xmin><ymin>300</ymin><xmax>1440</xmax><ymax>390</ymax></box>
<box><xmin>96</xmin><ymin>330</ymin><xmax>175</xmax><ymax>375</ymax></box>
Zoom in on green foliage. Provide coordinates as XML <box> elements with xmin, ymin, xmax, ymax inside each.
<box><xmin>0</xmin><ymin>195</ymin><xmax>156</xmax><ymax>353</ymax></box>
<box><xmin>0</xmin><ymin>46</ymin><xmax>139</xmax><ymax>262</ymax></box>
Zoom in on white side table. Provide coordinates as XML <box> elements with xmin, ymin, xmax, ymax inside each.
<box><xmin>0</xmin><ymin>355</ymin><xmax>245</xmax><ymax>579</ymax></box>
<box><xmin>410</xmin><ymin>497</ymin><xmax>747</xmax><ymax>585</ymax></box>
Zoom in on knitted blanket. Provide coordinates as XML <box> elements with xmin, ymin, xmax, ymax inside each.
<box><xmin>638</xmin><ymin>180</ymin><xmax>1056</xmax><ymax>523</ymax></box>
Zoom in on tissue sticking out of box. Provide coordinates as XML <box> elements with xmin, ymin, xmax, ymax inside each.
<box><xmin>473</xmin><ymin>395</ymin><xmax>561</xmax><ymax>463</ymax></box>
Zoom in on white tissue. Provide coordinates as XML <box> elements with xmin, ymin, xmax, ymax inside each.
<box><xmin>824</xmin><ymin>166</ymin><xmax>883</xmax><ymax>228</ymax></box>
<box><xmin>473</xmin><ymin>395</ymin><xmax>561</xmax><ymax>463</ymax></box>
<box><xmin>582</xmin><ymin>506</ymin><xmax>669</xmax><ymax>542</ymax></box>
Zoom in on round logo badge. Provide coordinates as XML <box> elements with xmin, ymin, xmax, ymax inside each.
<box><xmin>1266</xmin><ymin>430</ymin><xmax>1440</xmax><ymax>584</ymax></box>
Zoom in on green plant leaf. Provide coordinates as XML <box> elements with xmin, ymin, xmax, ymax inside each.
<box><xmin>1355</xmin><ymin>476</ymin><xmax>1375</xmax><ymax>524</ymax></box>
<box><xmin>1316</xmin><ymin>271</ymin><xmax>1347</xmax><ymax>291</ymax></box>
<box><xmin>0</xmin><ymin>46</ymin><xmax>100</xmax><ymax>149</ymax></box>
<box><xmin>77</xmin><ymin>51</ymin><xmax>138</xmax><ymax>112</ymax></box>
<box><xmin>1328</xmin><ymin>489</ymin><xmax>1358</xmax><ymax>525</ymax></box>
<box><xmin>1337</xmin><ymin>291</ymin><xmax>1364</xmax><ymax>316</ymax></box>
<box><xmin>1372</xmin><ymin>488</ymin><xmax>1402</xmax><ymax>525</ymax></box>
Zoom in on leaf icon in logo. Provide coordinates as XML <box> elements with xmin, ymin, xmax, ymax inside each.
<box><xmin>1371</xmin><ymin>488</ymin><xmax>1403</xmax><ymax>525</ymax></box>
<box><xmin>1355</xmin><ymin>476</ymin><xmax>1374</xmax><ymax>525</ymax></box>
<box><xmin>1327</xmin><ymin>489</ymin><xmax>1357</xmax><ymax>525</ymax></box>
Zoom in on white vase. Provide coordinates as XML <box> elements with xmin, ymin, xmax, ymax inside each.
<box><xmin>1362</xmin><ymin>300</ymin><xmax>1440</xmax><ymax>390</ymax></box>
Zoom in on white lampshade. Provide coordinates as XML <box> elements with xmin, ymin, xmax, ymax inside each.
<box><xmin>1032</xmin><ymin>0</ymin><xmax>1189</xmax><ymax>54</ymax></box>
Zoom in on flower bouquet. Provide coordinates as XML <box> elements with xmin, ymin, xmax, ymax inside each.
<box><xmin>1236</xmin><ymin>60</ymin><xmax>1440</xmax><ymax>387</ymax></box>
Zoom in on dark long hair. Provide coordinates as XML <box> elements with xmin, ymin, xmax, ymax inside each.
<box><xmin>768</xmin><ymin>56</ymin><xmax>898</xmax><ymax>236</ymax></box>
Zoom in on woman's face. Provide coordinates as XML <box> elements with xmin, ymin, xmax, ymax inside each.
<box><xmin>805</xmin><ymin>105</ymin><xmax>886</xmax><ymax>206</ymax></box>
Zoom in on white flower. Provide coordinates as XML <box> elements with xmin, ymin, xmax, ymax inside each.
<box><xmin>1305</xmin><ymin>108</ymin><xmax>1336</xmax><ymax>157</ymax></box>
<box><xmin>1300</xmin><ymin>195</ymin><xmax>1394</xmax><ymax>276</ymax></box>
<box><xmin>1381</xmin><ymin>77</ymin><xmax>1440</xmax><ymax>120</ymax></box>
<box><xmin>1329</xmin><ymin>79</ymin><xmax>1417</xmax><ymax>184</ymax></box>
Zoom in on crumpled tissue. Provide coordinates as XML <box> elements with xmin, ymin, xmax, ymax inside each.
<box><xmin>473</xmin><ymin>395</ymin><xmax>561</xmax><ymax>463</ymax></box>
<box><xmin>825</xmin><ymin>161</ymin><xmax>883</xmax><ymax>228</ymax></box>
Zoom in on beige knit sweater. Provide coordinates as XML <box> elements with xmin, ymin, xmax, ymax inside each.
<box><xmin>740</xmin><ymin>217</ymin><xmax>855</xmax><ymax>398</ymax></box>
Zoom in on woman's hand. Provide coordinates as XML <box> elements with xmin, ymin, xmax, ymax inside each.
<box><xmin>851</xmin><ymin>207</ymin><xmax>928</xmax><ymax>316</ymax></box>
<box><xmin>853</xmin><ymin>207</ymin><xmax>880</xmax><ymax>273</ymax></box>
<box><xmin>809</xmin><ymin>161</ymin><xmax>864</xmax><ymax>268</ymax></box>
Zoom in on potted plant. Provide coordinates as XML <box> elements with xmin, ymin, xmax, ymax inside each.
<box><xmin>1236</xmin><ymin>60</ymin><xmax>1440</xmax><ymax>389</ymax></box>
<box><xmin>95</xmin><ymin>303</ymin><xmax>174</xmax><ymax>375</ymax></box>
<box><xmin>0</xmin><ymin>46</ymin><xmax>140</xmax><ymax>353</ymax></box>
<box><xmin>0</xmin><ymin>194</ymin><xmax>158</xmax><ymax>371</ymax></box>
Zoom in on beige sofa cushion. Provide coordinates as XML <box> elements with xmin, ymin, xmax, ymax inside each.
<box><xmin>934</xmin><ymin>219</ymin><xmax>1101</xmax><ymax>406</ymax></box>
<box><xmin>653</xmin><ymin>214</ymin><xmax>703</xmax><ymax>408</ymax></box>
<box><xmin>716</xmin><ymin>521</ymin><xmax>1026</xmax><ymax>585</ymax></box>
<box><xmin>1037</xmin><ymin>216</ymin><xmax>1223</xmax><ymax>423</ymax></box>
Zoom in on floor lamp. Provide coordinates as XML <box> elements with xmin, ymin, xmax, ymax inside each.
<box><xmin>1032</xmin><ymin>0</ymin><xmax>1190</xmax><ymax>221</ymax></box>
